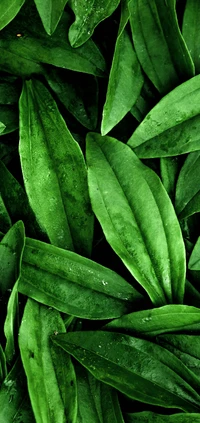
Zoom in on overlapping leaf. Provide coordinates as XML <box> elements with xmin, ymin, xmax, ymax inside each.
<box><xmin>125</xmin><ymin>411</ymin><xmax>200</xmax><ymax>423</ymax></box>
<box><xmin>86</xmin><ymin>132</ymin><xmax>186</xmax><ymax>305</ymax></box>
<box><xmin>34</xmin><ymin>0</ymin><xmax>68</xmax><ymax>35</ymax></box>
<box><xmin>189</xmin><ymin>237</ymin><xmax>200</xmax><ymax>271</ymax></box>
<box><xmin>183</xmin><ymin>0</ymin><xmax>200</xmax><ymax>74</ymax></box>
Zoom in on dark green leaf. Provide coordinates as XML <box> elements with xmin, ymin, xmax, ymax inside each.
<box><xmin>0</xmin><ymin>105</ymin><xmax>18</xmax><ymax>135</ymax></box>
<box><xmin>0</xmin><ymin>345</ymin><xmax>7</xmax><ymax>383</ymax></box>
<box><xmin>0</xmin><ymin>194</ymin><xmax>11</xmax><ymax>233</ymax></box>
<box><xmin>128</xmin><ymin>0</ymin><xmax>194</xmax><ymax>95</ymax></box>
<box><xmin>128</xmin><ymin>75</ymin><xmax>200</xmax><ymax>157</ymax></box>
<box><xmin>183</xmin><ymin>0</ymin><xmax>200</xmax><ymax>74</ymax></box>
<box><xmin>34</xmin><ymin>0</ymin><xmax>68</xmax><ymax>35</ymax></box>
<box><xmin>68</xmin><ymin>0</ymin><xmax>120</xmax><ymax>47</ymax></box>
<box><xmin>160</xmin><ymin>157</ymin><xmax>180</xmax><ymax>201</ymax></box>
<box><xmin>188</xmin><ymin>237</ymin><xmax>200</xmax><ymax>270</ymax></box>
<box><xmin>0</xmin><ymin>78</ymin><xmax>21</xmax><ymax>105</ymax></box>
<box><xmin>52</xmin><ymin>330</ymin><xmax>200</xmax><ymax>412</ymax></box>
<box><xmin>125</xmin><ymin>411</ymin><xmax>200</xmax><ymax>423</ymax></box>
<box><xmin>19</xmin><ymin>79</ymin><xmax>94</xmax><ymax>255</ymax></box>
<box><xmin>18</xmin><ymin>237</ymin><xmax>142</xmax><ymax>319</ymax></box>
<box><xmin>86</xmin><ymin>132</ymin><xmax>186</xmax><ymax>306</ymax></box>
<box><xmin>0</xmin><ymin>0</ymin><xmax>25</xmax><ymax>31</ymax></box>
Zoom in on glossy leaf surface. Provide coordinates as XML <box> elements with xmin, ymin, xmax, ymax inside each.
<box><xmin>18</xmin><ymin>237</ymin><xmax>142</xmax><ymax>319</ymax></box>
<box><xmin>86</xmin><ymin>132</ymin><xmax>186</xmax><ymax>305</ymax></box>
<box><xmin>0</xmin><ymin>0</ymin><xmax>25</xmax><ymax>31</ymax></box>
<box><xmin>128</xmin><ymin>75</ymin><xmax>200</xmax><ymax>157</ymax></box>
<box><xmin>183</xmin><ymin>0</ymin><xmax>200</xmax><ymax>74</ymax></box>
<box><xmin>34</xmin><ymin>0</ymin><xmax>68</xmax><ymax>35</ymax></box>
<box><xmin>19</xmin><ymin>79</ymin><xmax>94</xmax><ymax>255</ymax></box>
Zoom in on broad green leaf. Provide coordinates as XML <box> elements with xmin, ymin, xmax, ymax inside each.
<box><xmin>0</xmin><ymin>345</ymin><xmax>7</xmax><ymax>383</ymax></box>
<box><xmin>34</xmin><ymin>0</ymin><xmax>68</xmax><ymax>35</ymax></box>
<box><xmin>18</xmin><ymin>237</ymin><xmax>143</xmax><ymax>319</ymax></box>
<box><xmin>104</xmin><ymin>305</ymin><xmax>200</xmax><ymax>337</ymax></box>
<box><xmin>125</xmin><ymin>411</ymin><xmax>200</xmax><ymax>422</ymax></box>
<box><xmin>128</xmin><ymin>0</ymin><xmax>194</xmax><ymax>95</ymax></box>
<box><xmin>101</xmin><ymin>1</ymin><xmax>143</xmax><ymax>135</ymax></box>
<box><xmin>183</xmin><ymin>0</ymin><xmax>200</xmax><ymax>74</ymax></box>
<box><xmin>0</xmin><ymin>194</ymin><xmax>11</xmax><ymax>233</ymax></box>
<box><xmin>128</xmin><ymin>75</ymin><xmax>200</xmax><ymax>158</ymax></box>
<box><xmin>19</xmin><ymin>79</ymin><xmax>94</xmax><ymax>255</ymax></box>
<box><xmin>52</xmin><ymin>330</ymin><xmax>200</xmax><ymax>412</ymax></box>
<box><xmin>0</xmin><ymin>221</ymin><xmax>25</xmax><ymax>295</ymax></box>
<box><xmin>0</xmin><ymin>358</ymin><xmax>35</xmax><ymax>422</ymax></box>
<box><xmin>0</xmin><ymin>161</ymin><xmax>43</xmax><ymax>239</ymax></box>
<box><xmin>86</xmin><ymin>133</ymin><xmax>186</xmax><ymax>306</ymax></box>
<box><xmin>0</xmin><ymin>3</ymin><xmax>106</xmax><ymax>78</ymax></box>
<box><xmin>19</xmin><ymin>299</ymin><xmax>77</xmax><ymax>423</ymax></box>
<box><xmin>0</xmin><ymin>0</ymin><xmax>25</xmax><ymax>31</ymax></box>
<box><xmin>188</xmin><ymin>237</ymin><xmax>200</xmax><ymax>270</ymax></box>
<box><xmin>4</xmin><ymin>281</ymin><xmax>19</xmax><ymax>363</ymax></box>
<box><xmin>175</xmin><ymin>151</ymin><xmax>200</xmax><ymax>219</ymax></box>
<box><xmin>45</xmin><ymin>68</ymin><xmax>98</xmax><ymax>130</ymax></box>
<box><xmin>68</xmin><ymin>0</ymin><xmax>120</xmax><ymax>47</ymax></box>
<box><xmin>160</xmin><ymin>157</ymin><xmax>180</xmax><ymax>201</ymax></box>
<box><xmin>0</xmin><ymin>105</ymin><xmax>18</xmax><ymax>135</ymax></box>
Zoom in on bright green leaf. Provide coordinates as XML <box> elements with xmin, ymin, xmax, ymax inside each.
<box><xmin>0</xmin><ymin>122</ymin><xmax>6</xmax><ymax>134</ymax></box>
<box><xmin>34</xmin><ymin>0</ymin><xmax>68</xmax><ymax>35</ymax></box>
<box><xmin>0</xmin><ymin>0</ymin><xmax>25</xmax><ymax>31</ymax></box>
<box><xmin>4</xmin><ymin>281</ymin><xmax>19</xmax><ymax>363</ymax></box>
<box><xmin>183</xmin><ymin>0</ymin><xmax>200</xmax><ymax>74</ymax></box>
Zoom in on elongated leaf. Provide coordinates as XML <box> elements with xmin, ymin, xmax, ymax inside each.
<box><xmin>0</xmin><ymin>345</ymin><xmax>7</xmax><ymax>383</ymax></box>
<box><xmin>18</xmin><ymin>237</ymin><xmax>142</xmax><ymax>319</ymax></box>
<box><xmin>19</xmin><ymin>299</ymin><xmax>77</xmax><ymax>423</ymax></box>
<box><xmin>0</xmin><ymin>0</ymin><xmax>25</xmax><ymax>31</ymax></box>
<box><xmin>128</xmin><ymin>0</ymin><xmax>194</xmax><ymax>95</ymax></box>
<box><xmin>189</xmin><ymin>237</ymin><xmax>200</xmax><ymax>270</ymax></box>
<box><xmin>183</xmin><ymin>0</ymin><xmax>200</xmax><ymax>74</ymax></box>
<box><xmin>175</xmin><ymin>151</ymin><xmax>200</xmax><ymax>219</ymax></box>
<box><xmin>0</xmin><ymin>194</ymin><xmax>11</xmax><ymax>233</ymax></box>
<box><xmin>52</xmin><ymin>330</ymin><xmax>200</xmax><ymax>412</ymax></box>
<box><xmin>0</xmin><ymin>221</ymin><xmax>25</xmax><ymax>295</ymax></box>
<box><xmin>68</xmin><ymin>0</ymin><xmax>120</xmax><ymax>47</ymax></box>
<box><xmin>128</xmin><ymin>75</ymin><xmax>200</xmax><ymax>157</ymax></box>
<box><xmin>0</xmin><ymin>358</ymin><xmax>35</xmax><ymax>422</ymax></box>
<box><xmin>86</xmin><ymin>133</ymin><xmax>186</xmax><ymax>306</ymax></box>
<box><xmin>34</xmin><ymin>0</ymin><xmax>68</xmax><ymax>35</ymax></box>
<box><xmin>0</xmin><ymin>3</ymin><xmax>106</xmax><ymax>77</ymax></box>
<box><xmin>160</xmin><ymin>157</ymin><xmax>180</xmax><ymax>201</ymax></box>
<box><xmin>0</xmin><ymin>105</ymin><xmax>18</xmax><ymax>135</ymax></box>
<box><xmin>101</xmin><ymin>1</ymin><xmax>143</xmax><ymax>135</ymax></box>
<box><xmin>104</xmin><ymin>305</ymin><xmax>200</xmax><ymax>337</ymax></box>
<box><xmin>125</xmin><ymin>411</ymin><xmax>200</xmax><ymax>423</ymax></box>
<box><xmin>19</xmin><ymin>79</ymin><xmax>94</xmax><ymax>255</ymax></box>
<box><xmin>4</xmin><ymin>281</ymin><xmax>19</xmax><ymax>363</ymax></box>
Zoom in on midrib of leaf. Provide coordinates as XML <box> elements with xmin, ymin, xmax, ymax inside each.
<box><xmin>1</xmin><ymin>0</ymin><xmax>24</xmax><ymax>20</ymax></box>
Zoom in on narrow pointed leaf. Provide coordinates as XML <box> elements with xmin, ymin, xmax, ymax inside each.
<box><xmin>183</xmin><ymin>0</ymin><xmax>200</xmax><ymax>74</ymax></box>
<box><xmin>68</xmin><ymin>0</ymin><xmax>120</xmax><ymax>47</ymax></box>
<box><xmin>86</xmin><ymin>133</ymin><xmax>186</xmax><ymax>306</ymax></box>
<box><xmin>104</xmin><ymin>305</ymin><xmax>200</xmax><ymax>337</ymax></box>
<box><xmin>19</xmin><ymin>299</ymin><xmax>77</xmax><ymax>423</ymax></box>
<box><xmin>34</xmin><ymin>0</ymin><xmax>68</xmax><ymax>35</ymax></box>
<box><xmin>18</xmin><ymin>237</ymin><xmax>142</xmax><ymax>319</ymax></box>
<box><xmin>19</xmin><ymin>79</ymin><xmax>94</xmax><ymax>255</ymax></box>
<box><xmin>0</xmin><ymin>345</ymin><xmax>7</xmax><ymax>383</ymax></box>
<box><xmin>125</xmin><ymin>411</ymin><xmax>200</xmax><ymax>423</ymax></box>
<box><xmin>188</xmin><ymin>237</ymin><xmax>200</xmax><ymax>270</ymax></box>
<box><xmin>128</xmin><ymin>0</ymin><xmax>194</xmax><ymax>95</ymax></box>
<box><xmin>128</xmin><ymin>75</ymin><xmax>200</xmax><ymax>157</ymax></box>
<box><xmin>52</xmin><ymin>330</ymin><xmax>200</xmax><ymax>412</ymax></box>
<box><xmin>0</xmin><ymin>122</ymin><xmax>6</xmax><ymax>134</ymax></box>
<box><xmin>0</xmin><ymin>194</ymin><xmax>11</xmax><ymax>233</ymax></box>
<box><xmin>4</xmin><ymin>281</ymin><xmax>19</xmax><ymax>363</ymax></box>
<box><xmin>0</xmin><ymin>0</ymin><xmax>25</xmax><ymax>31</ymax></box>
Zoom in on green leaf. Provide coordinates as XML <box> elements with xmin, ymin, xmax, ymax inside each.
<box><xmin>188</xmin><ymin>237</ymin><xmax>200</xmax><ymax>270</ymax></box>
<box><xmin>19</xmin><ymin>299</ymin><xmax>77</xmax><ymax>423</ymax></box>
<box><xmin>0</xmin><ymin>122</ymin><xmax>6</xmax><ymax>134</ymax></box>
<box><xmin>0</xmin><ymin>345</ymin><xmax>7</xmax><ymax>383</ymax></box>
<box><xmin>183</xmin><ymin>0</ymin><xmax>200</xmax><ymax>74</ymax></box>
<box><xmin>0</xmin><ymin>105</ymin><xmax>18</xmax><ymax>135</ymax></box>
<box><xmin>128</xmin><ymin>0</ymin><xmax>194</xmax><ymax>95</ymax></box>
<box><xmin>128</xmin><ymin>75</ymin><xmax>200</xmax><ymax>158</ymax></box>
<box><xmin>18</xmin><ymin>237</ymin><xmax>142</xmax><ymax>319</ymax></box>
<box><xmin>4</xmin><ymin>281</ymin><xmax>19</xmax><ymax>363</ymax></box>
<box><xmin>175</xmin><ymin>152</ymin><xmax>200</xmax><ymax>219</ymax></box>
<box><xmin>0</xmin><ymin>221</ymin><xmax>25</xmax><ymax>295</ymax></box>
<box><xmin>125</xmin><ymin>411</ymin><xmax>200</xmax><ymax>423</ymax></box>
<box><xmin>0</xmin><ymin>358</ymin><xmax>35</xmax><ymax>422</ymax></box>
<box><xmin>34</xmin><ymin>0</ymin><xmax>68</xmax><ymax>35</ymax></box>
<box><xmin>52</xmin><ymin>330</ymin><xmax>200</xmax><ymax>412</ymax></box>
<box><xmin>0</xmin><ymin>194</ymin><xmax>11</xmax><ymax>233</ymax></box>
<box><xmin>86</xmin><ymin>133</ymin><xmax>186</xmax><ymax>306</ymax></box>
<box><xmin>160</xmin><ymin>157</ymin><xmax>180</xmax><ymax>201</ymax></box>
<box><xmin>104</xmin><ymin>305</ymin><xmax>200</xmax><ymax>337</ymax></box>
<box><xmin>101</xmin><ymin>1</ymin><xmax>143</xmax><ymax>135</ymax></box>
<box><xmin>0</xmin><ymin>3</ymin><xmax>106</xmax><ymax>78</ymax></box>
<box><xmin>0</xmin><ymin>0</ymin><xmax>25</xmax><ymax>31</ymax></box>
<box><xmin>68</xmin><ymin>0</ymin><xmax>120</xmax><ymax>47</ymax></box>
<box><xmin>19</xmin><ymin>79</ymin><xmax>94</xmax><ymax>255</ymax></box>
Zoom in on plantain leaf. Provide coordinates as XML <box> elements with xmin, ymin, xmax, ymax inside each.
<box><xmin>34</xmin><ymin>0</ymin><xmax>68</xmax><ymax>35</ymax></box>
<box><xmin>128</xmin><ymin>0</ymin><xmax>194</xmax><ymax>95</ymax></box>
<box><xmin>18</xmin><ymin>237</ymin><xmax>143</xmax><ymax>319</ymax></box>
<box><xmin>101</xmin><ymin>0</ymin><xmax>143</xmax><ymax>135</ymax></box>
<box><xmin>19</xmin><ymin>299</ymin><xmax>77</xmax><ymax>423</ymax></box>
<box><xmin>86</xmin><ymin>132</ymin><xmax>186</xmax><ymax>306</ymax></box>
<box><xmin>188</xmin><ymin>237</ymin><xmax>200</xmax><ymax>271</ymax></box>
<box><xmin>52</xmin><ymin>330</ymin><xmax>200</xmax><ymax>412</ymax></box>
<box><xmin>104</xmin><ymin>305</ymin><xmax>200</xmax><ymax>338</ymax></box>
<box><xmin>68</xmin><ymin>0</ymin><xmax>120</xmax><ymax>47</ymax></box>
<box><xmin>19</xmin><ymin>79</ymin><xmax>94</xmax><ymax>256</ymax></box>
<box><xmin>183</xmin><ymin>0</ymin><xmax>200</xmax><ymax>74</ymax></box>
<box><xmin>0</xmin><ymin>0</ymin><xmax>25</xmax><ymax>31</ymax></box>
<box><xmin>128</xmin><ymin>75</ymin><xmax>200</xmax><ymax>158</ymax></box>
<box><xmin>125</xmin><ymin>411</ymin><xmax>200</xmax><ymax>423</ymax></box>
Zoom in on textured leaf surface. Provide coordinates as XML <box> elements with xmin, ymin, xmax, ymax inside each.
<box><xmin>19</xmin><ymin>299</ymin><xmax>77</xmax><ymax>423</ymax></box>
<box><xmin>52</xmin><ymin>330</ymin><xmax>200</xmax><ymax>412</ymax></box>
<box><xmin>34</xmin><ymin>0</ymin><xmax>68</xmax><ymax>35</ymax></box>
<box><xmin>125</xmin><ymin>411</ymin><xmax>200</xmax><ymax>423</ymax></box>
<box><xmin>19</xmin><ymin>79</ymin><xmax>94</xmax><ymax>255</ymax></box>
<box><xmin>183</xmin><ymin>0</ymin><xmax>200</xmax><ymax>74</ymax></box>
<box><xmin>86</xmin><ymin>133</ymin><xmax>186</xmax><ymax>306</ymax></box>
<box><xmin>128</xmin><ymin>75</ymin><xmax>200</xmax><ymax>157</ymax></box>
<box><xmin>0</xmin><ymin>0</ymin><xmax>25</xmax><ymax>31</ymax></box>
<box><xmin>18</xmin><ymin>237</ymin><xmax>142</xmax><ymax>319</ymax></box>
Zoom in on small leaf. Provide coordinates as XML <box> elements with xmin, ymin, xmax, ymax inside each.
<box><xmin>188</xmin><ymin>237</ymin><xmax>200</xmax><ymax>270</ymax></box>
<box><xmin>0</xmin><ymin>105</ymin><xmax>18</xmax><ymax>135</ymax></box>
<box><xmin>34</xmin><ymin>0</ymin><xmax>68</xmax><ymax>35</ymax></box>
<box><xmin>0</xmin><ymin>122</ymin><xmax>6</xmax><ymax>134</ymax></box>
<box><xmin>183</xmin><ymin>0</ymin><xmax>200</xmax><ymax>74</ymax></box>
<box><xmin>18</xmin><ymin>237</ymin><xmax>143</xmax><ymax>319</ymax></box>
<box><xmin>0</xmin><ymin>0</ymin><xmax>25</xmax><ymax>31</ymax></box>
